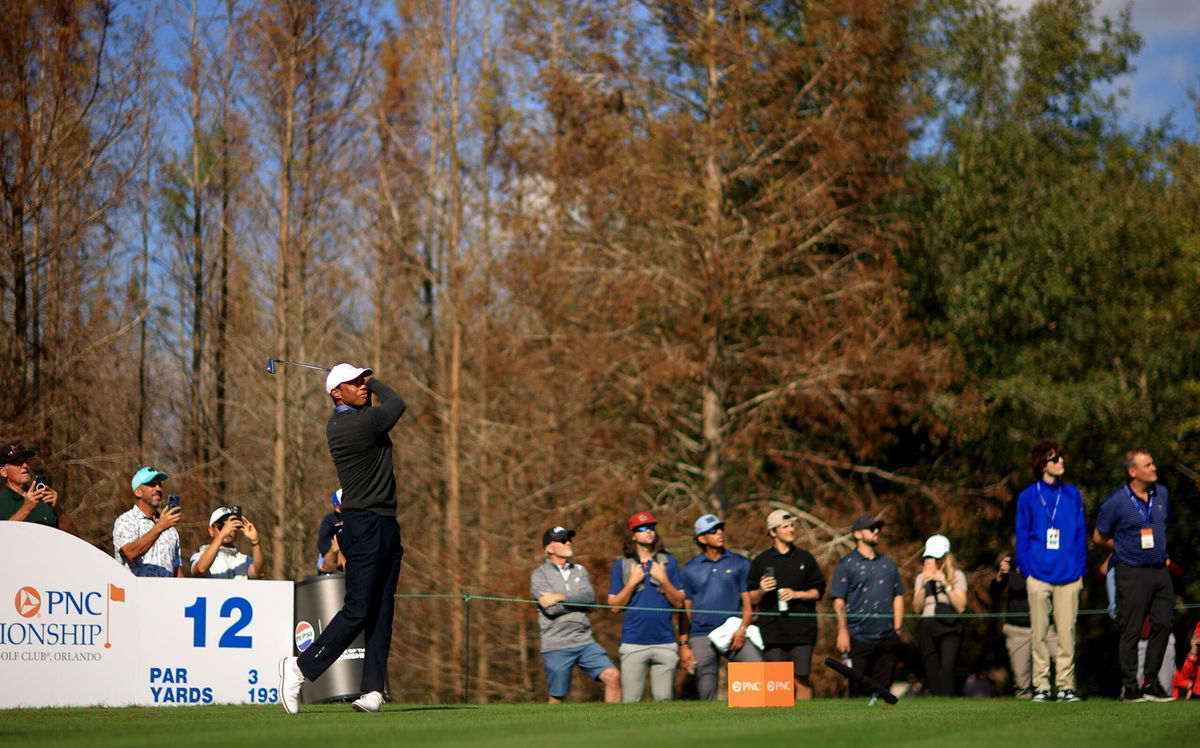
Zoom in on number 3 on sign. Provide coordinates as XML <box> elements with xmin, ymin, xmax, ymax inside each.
<box><xmin>183</xmin><ymin>597</ymin><xmax>254</xmax><ymax>648</ymax></box>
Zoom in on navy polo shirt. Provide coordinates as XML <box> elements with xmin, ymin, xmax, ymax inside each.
<box><xmin>1095</xmin><ymin>483</ymin><xmax>1169</xmax><ymax>567</ymax></box>
<box><xmin>609</xmin><ymin>554</ymin><xmax>684</xmax><ymax>645</ymax></box>
<box><xmin>682</xmin><ymin>550</ymin><xmax>751</xmax><ymax>637</ymax></box>
<box><xmin>830</xmin><ymin>549</ymin><xmax>905</xmax><ymax>643</ymax></box>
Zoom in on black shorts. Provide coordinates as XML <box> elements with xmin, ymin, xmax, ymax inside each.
<box><xmin>763</xmin><ymin>643</ymin><xmax>814</xmax><ymax>677</ymax></box>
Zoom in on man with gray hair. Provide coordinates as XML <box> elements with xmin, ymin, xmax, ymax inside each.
<box><xmin>532</xmin><ymin>525</ymin><xmax>620</xmax><ymax>703</ymax></box>
<box><xmin>1094</xmin><ymin>449</ymin><xmax>1174</xmax><ymax>702</ymax></box>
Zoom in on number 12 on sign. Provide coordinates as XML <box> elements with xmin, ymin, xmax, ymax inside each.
<box><xmin>183</xmin><ymin>596</ymin><xmax>254</xmax><ymax>648</ymax></box>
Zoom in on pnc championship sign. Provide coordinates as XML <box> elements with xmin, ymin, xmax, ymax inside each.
<box><xmin>0</xmin><ymin>522</ymin><xmax>291</xmax><ymax>708</ymax></box>
<box><xmin>727</xmin><ymin>662</ymin><xmax>796</xmax><ymax>707</ymax></box>
<box><xmin>4</xmin><ymin>583</ymin><xmax>125</xmax><ymax>650</ymax></box>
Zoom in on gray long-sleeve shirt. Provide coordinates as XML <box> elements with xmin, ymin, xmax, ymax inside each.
<box><xmin>531</xmin><ymin>559</ymin><xmax>598</xmax><ymax>652</ymax></box>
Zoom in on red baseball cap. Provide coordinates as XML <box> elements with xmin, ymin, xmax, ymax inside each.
<box><xmin>627</xmin><ymin>511</ymin><xmax>657</xmax><ymax>532</ymax></box>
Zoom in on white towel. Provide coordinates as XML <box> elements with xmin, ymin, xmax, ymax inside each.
<box><xmin>707</xmin><ymin>616</ymin><xmax>764</xmax><ymax>653</ymax></box>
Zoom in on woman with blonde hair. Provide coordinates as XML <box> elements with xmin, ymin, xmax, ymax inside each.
<box><xmin>913</xmin><ymin>535</ymin><xmax>968</xmax><ymax>696</ymax></box>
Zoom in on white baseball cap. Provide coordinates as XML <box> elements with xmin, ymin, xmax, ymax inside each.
<box><xmin>325</xmin><ymin>363</ymin><xmax>372</xmax><ymax>394</ymax></box>
<box><xmin>923</xmin><ymin>534</ymin><xmax>951</xmax><ymax>559</ymax></box>
<box><xmin>209</xmin><ymin>507</ymin><xmax>237</xmax><ymax>527</ymax></box>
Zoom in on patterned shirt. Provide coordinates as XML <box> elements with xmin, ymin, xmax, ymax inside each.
<box><xmin>830</xmin><ymin>549</ymin><xmax>905</xmax><ymax>643</ymax></box>
<box><xmin>113</xmin><ymin>504</ymin><xmax>181</xmax><ymax>577</ymax></box>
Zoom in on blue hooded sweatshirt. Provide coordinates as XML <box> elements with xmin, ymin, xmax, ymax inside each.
<box><xmin>1015</xmin><ymin>480</ymin><xmax>1086</xmax><ymax>585</ymax></box>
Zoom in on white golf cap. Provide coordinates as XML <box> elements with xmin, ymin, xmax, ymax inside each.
<box><xmin>923</xmin><ymin>534</ymin><xmax>951</xmax><ymax>559</ymax></box>
<box><xmin>209</xmin><ymin>507</ymin><xmax>236</xmax><ymax>527</ymax></box>
<box><xmin>325</xmin><ymin>363</ymin><xmax>372</xmax><ymax>393</ymax></box>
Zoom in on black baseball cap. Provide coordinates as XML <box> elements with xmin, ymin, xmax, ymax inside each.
<box><xmin>851</xmin><ymin>515</ymin><xmax>884</xmax><ymax>532</ymax></box>
<box><xmin>2</xmin><ymin>444</ymin><xmax>35</xmax><ymax>464</ymax></box>
<box><xmin>542</xmin><ymin>526</ymin><xmax>576</xmax><ymax>546</ymax></box>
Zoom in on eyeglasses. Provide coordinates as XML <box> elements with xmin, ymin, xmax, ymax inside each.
<box><xmin>633</xmin><ymin>525</ymin><xmax>656</xmax><ymax>533</ymax></box>
<box><xmin>1047</xmin><ymin>455</ymin><xmax>1064</xmax><ymax>464</ymax></box>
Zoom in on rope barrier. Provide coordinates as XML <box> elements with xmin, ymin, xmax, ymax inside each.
<box><xmin>394</xmin><ymin>593</ymin><xmax>1200</xmax><ymax>619</ymax></box>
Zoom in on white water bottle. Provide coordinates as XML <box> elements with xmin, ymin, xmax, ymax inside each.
<box><xmin>766</xmin><ymin>566</ymin><xmax>787</xmax><ymax>612</ymax></box>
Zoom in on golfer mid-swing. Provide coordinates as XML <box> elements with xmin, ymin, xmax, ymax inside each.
<box><xmin>281</xmin><ymin>363</ymin><xmax>407</xmax><ymax>714</ymax></box>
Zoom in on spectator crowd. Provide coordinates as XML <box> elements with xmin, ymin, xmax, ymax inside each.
<box><xmin>3</xmin><ymin>436</ymin><xmax>1193</xmax><ymax>703</ymax></box>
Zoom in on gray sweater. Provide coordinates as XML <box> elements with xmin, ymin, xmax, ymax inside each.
<box><xmin>326</xmin><ymin>378</ymin><xmax>406</xmax><ymax>517</ymax></box>
<box><xmin>531</xmin><ymin>559</ymin><xmax>598</xmax><ymax>652</ymax></box>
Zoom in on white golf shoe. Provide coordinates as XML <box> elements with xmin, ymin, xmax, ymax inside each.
<box><xmin>352</xmin><ymin>691</ymin><xmax>384</xmax><ymax>713</ymax></box>
<box><xmin>279</xmin><ymin>656</ymin><xmax>304</xmax><ymax>714</ymax></box>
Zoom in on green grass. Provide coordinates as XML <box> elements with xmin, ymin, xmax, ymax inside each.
<box><xmin>0</xmin><ymin>699</ymin><xmax>1194</xmax><ymax>748</ymax></box>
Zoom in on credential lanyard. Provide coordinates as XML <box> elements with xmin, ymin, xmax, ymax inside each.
<box><xmin>1035</xmin><ymin>483</ymin><xmax>1061</xmax><ymax>526</ymax></box>
<box><xmin>1126</xmin><ymin>484</ymin><xmax>1153</xmax><ymax>526</ymax></box>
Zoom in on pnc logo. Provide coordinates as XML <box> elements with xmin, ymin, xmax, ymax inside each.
<box><xmin>14</xmin><ymin>586</ymin><xmax>41</xmax><ymax>617</ymax></box>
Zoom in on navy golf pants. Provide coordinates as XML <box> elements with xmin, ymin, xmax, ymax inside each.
<box><xmin>297</xmin><ymin>509</ymin><xmax>404</xmax><ymax>693</ymax></box>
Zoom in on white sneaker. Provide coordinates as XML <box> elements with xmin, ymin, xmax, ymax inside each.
<box><xmin>352</xmin><ymin>691</ymin><xmax>384</xmax><ymax>713</ymax></box>
<box><xmin>279</xmin><ymin>657</ymin><xmax>304</xmax><ymax>714</ymax></box>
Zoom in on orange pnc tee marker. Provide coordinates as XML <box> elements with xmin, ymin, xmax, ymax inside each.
<box><xmin>727</xmin><ymin>662</ymin><xmax>795</xmax><ymax>707</ymax></box>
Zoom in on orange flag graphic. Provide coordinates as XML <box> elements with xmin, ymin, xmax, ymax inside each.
<box><xmin>108</xmin><ymin>583</ymin><xmax>125</xmax><ymax>603</ymax></box>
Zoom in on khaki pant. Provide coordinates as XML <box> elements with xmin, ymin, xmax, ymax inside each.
<box><xmin>1002</xmin><ymin>623</ymin><xmax>1057</xmax><ymax>696</ymax></box>
<box><xmin>1026</xmin><ymin>576</ymin><xmax>1081</xmax><ymax>692</ymax></box>
<box><xmin>618</xmin><ymin>643</ymin><xmax>679</xmax><ymax>702</ymax></box>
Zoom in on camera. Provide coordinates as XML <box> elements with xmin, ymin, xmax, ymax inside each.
<box><xmin>33</xmin><ymin>475</ymin><xmax>50</xmax><ymax>492</ymax></box>
<box><xmin>167</xmin><ymin>494</ymin><xmax>182</xmax><ymax>510</ymax></box>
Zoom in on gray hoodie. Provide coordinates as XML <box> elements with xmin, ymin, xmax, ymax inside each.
<box><xmin>531</xmin><ymin>559</ymin><xmax>598</xmax><ymax>652</ymax></box>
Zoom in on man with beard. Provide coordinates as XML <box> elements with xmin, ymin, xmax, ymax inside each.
<box><xmin>680</xmin><ymin>513</ymin><xmax>763</xmax><ymax>700</ymax></box>
<box><xmin>190</xmin><ymin>507</ymin><xmax>265</xmax><ymax>579</ymax></box>
<box><xmin>831</xmin><ymin>515</ymin><xmax>905</xmax><ymax>696</ymax></box>
<box><xmin>113</xmin><ymin>466</ymin><xmax>183</xmax><ymax>577</ymax></box>
<box><xmin>608</xmin><ymin>511</ymin><xmax>686</xmax><ymax>701</ymax></box>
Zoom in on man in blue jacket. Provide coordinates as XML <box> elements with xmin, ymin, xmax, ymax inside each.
<box><xmin>1015</xmin><ymin>441</ymin><xmax>1086</xmax><ymax>703</ymax></box>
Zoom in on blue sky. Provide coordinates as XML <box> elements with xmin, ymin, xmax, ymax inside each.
<box><xmin>1009</xmin><ymin>0</ymin><xmax>1200</xmax><ymax>135</ymax></box>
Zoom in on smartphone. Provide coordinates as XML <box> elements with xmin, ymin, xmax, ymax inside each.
<box><xmin>166</xmin><ymin>494</ymin><xmax>182</xmax><ymax>511</ymax></box>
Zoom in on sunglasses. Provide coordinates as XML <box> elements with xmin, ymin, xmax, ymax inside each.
<box><xmin>1047</xmin><ymin>455</ymin><xmax>1064</xmax><ymax>464</ymax></box>
<box><xmin>633</xmin><ymin>525</ymin><xmax>656</xmax><ymax>533</ymax></box>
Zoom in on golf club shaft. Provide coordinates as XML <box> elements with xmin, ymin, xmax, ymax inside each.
<box><xmin>267</xmin><ymin>358</ymin><xmax>330</xmax><ymax>373</ymax></box>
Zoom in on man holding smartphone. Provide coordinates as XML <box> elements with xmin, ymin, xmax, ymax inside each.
<box><xmin>113</xmin><ymin>466</ymin><xmax>183</xmax><ymax>577</ymax></box>
<box><xmin>0</xmin><ymin>443</ymin><xmax>78</xmax><ymax>536</ymax></box>
<box><xmin>191</xmin><ymin>506</ymin><xmax>265</xmax><ymax>579</ymax></box>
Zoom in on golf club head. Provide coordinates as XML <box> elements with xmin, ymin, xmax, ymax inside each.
<box><xmin>265</xmin><ymin>358</ymin><xmax>277</xmax><ymax>375</ymax></box>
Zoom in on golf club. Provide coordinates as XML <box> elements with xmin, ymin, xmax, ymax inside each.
<box><xmin>265</xmin><ymin>357</ymin><xmax>331</xmax><ymax>375</ymax></box>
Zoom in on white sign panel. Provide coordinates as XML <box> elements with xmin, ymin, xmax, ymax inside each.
<box><xmin>0</xmin><ymin>523</ymin><xmax>292</xmax><ymax>708</ymax></box>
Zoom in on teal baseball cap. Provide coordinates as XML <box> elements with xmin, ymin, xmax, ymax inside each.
<box><xmin>131</xmin><ymin>466</ymin><xmax>169</xmax><ymax>491</ymax></box>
